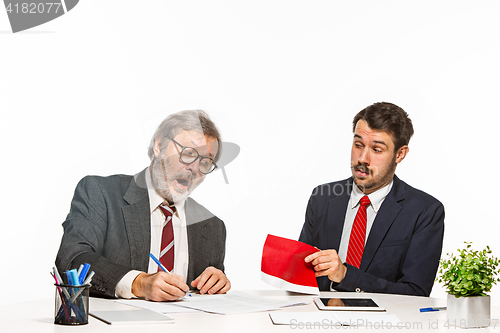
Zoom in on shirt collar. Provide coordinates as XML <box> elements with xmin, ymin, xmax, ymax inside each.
<box><xmin>145</xmin><ymin>167</ymin><xmax>185</xmax><ymax>214</ymax></box>
<box><xmin>350</xmin><ymin>179</ymin><xmax>394</xmax><ymax>213</ymax></box>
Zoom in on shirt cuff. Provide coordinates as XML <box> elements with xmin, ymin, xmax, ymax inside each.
<box><xmin>115</xmin><ymin>270</ymin><xmax>142</xmax><ymax>299</ymax></box>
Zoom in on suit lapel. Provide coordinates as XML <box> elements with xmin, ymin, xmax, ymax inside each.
<box><xmin>325</xmin><ymin>192</ymin><xmax>350</xmax><ymax>251</ymax></box>
<box><xmin>185</xmin><ymin>198</ymin><xmax>211</xmax><ymax>282</ymax></box>
<box><xmin>122</xmin><ymin>169</ymin><xmax>151</xmax><ymax>271</ymax></box>
<box><xmin>185</xmin><ymin>198</ymin><xmax>209</xmax><ymax>251</ymax></box>
<box><xmin>315</xmin><ymin>179</ymin><xmax>351</xmax><ymax>290</ymax></box>
<box><xmin>361</xmin><ymin>176</ymin><xmax>405</xmax><ymax>271</ymax></box>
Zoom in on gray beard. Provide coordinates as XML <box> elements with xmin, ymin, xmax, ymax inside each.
<box><xmin>150</xmin><ymin>156</ymin><xmax>197</xmax><ymax>204</ymax></box>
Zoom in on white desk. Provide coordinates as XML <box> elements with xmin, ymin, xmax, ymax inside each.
<box><xmin>1</xmin><ymin>290</ymin><xmax>499</xmax><ymax>332</ymax></box>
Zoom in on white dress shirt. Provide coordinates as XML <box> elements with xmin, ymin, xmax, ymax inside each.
<box><xmin>115</xmin><ymin>168</ymin><xmax>189</xmax><ymax>298</ymax></box>
<box><xmin>337</xmin><ymin>179</ymin><xmax>394</xmax><ymax>263</ymax></box>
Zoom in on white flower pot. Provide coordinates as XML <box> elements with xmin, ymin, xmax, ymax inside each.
<box><xmin>447</xmin><ymin>294</ymin><xmax>491</xmax><ymax>328</ymax></box>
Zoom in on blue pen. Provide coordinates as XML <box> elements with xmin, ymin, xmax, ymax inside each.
<box><xmin>420</xmin><ymin>307</ymin><xmax>446</xmax><ymax>312</ymax></box>
<box><xmin>149</xmin><ymin>253</ymin><xmax>191</xmax><ymax>297</ymax></box>
<box><xmin>79</xmin><ymin>263</ymin><xmax>90</xmax><ymax>284</ymax></box>
<box><xmin>66</xmin><ymin>270</ymin><xmax>74</xmax><ymax>285</ymax></box>
<box><xmin>71</xmin><ymin>271</ymin><xmax>95</xmax><ymax>303</ymax></box>
<box><xmin>149</xmin><ymin>253</ymin><xmax>169</xmax><ymax>273</ymax></box>
<box><xmin>70</xmin><ymin>269</ymin><xmax>80</xmax><ymax>286</ymax></box>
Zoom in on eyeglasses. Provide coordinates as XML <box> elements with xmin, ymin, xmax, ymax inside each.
<box><xmin>169</xmin><ymin>138</ymin><xmax>218</xmax><ymax>174</ymax></box>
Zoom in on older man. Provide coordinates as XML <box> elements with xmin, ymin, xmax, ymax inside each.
<box><xmin>300</xmin><ymin>102</ymin><xmax>444</xmax><ymax>296</ymax></box>
<box><xmin>56</xmin><ymin>110</ymin><xmax>230</xmax><ymax>301</ymax></box>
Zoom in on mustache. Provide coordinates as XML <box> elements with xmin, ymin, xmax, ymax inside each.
<box><xmin>352</xmin><ymin>163</ymin><xmax>371</xmax><ymax>174</ymax></box>
<box><xmin>159</xmin><ymin>159</ymin><xmax>195</xmax><ymax>182</ymax></box>
<box><xmin>173</xmin><ymin>172</ymin><xmax>195</xmax><ymax>182</ymax></box>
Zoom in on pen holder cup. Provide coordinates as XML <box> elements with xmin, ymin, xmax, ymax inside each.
<box><xmin>54</xmin><ymin>284</ymin><xmax>90</xmax><ymax>325</ymax></box>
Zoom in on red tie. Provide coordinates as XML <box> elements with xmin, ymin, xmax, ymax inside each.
<box><xmin>158</xmin><ymin>205</ymin><xmax>176</xmax><ymax>272</ymax></box>
<box><xmin>346</xmin><ymin>196</ymin><xmax>371</xmax><ymax>269</ymax></box>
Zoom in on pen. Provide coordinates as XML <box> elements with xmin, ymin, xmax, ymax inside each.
<box><xmin>66</xmin><ymin>270</ymin><xmax>74</xmax><ymax>286</ymax></box>
<box><xmin>53</xmin><ymin>267</ymin><xmax>71</xmax><ymax>299</ymax></box>
<box><xmin>420</xmin><ymin>307</ymin><xmax>446</xmax><ymax>312</ymax></box>
<box><xmin>70</xmin><ymin>269</ymin><xmax>80</xmax><ymax>286</ymax></box>
<box><xmin>82</xmin><ymin>270</ymin><xmax>95</xmax><ymax>286</ymax></box>
<box><xmin>149</xmin><ymin>253</ymin><xmax>169</xmax><ymax>273</ymax></box>
<box><xmin>51</xmin><ymin>272</ymin><xmax>71</xmax><ymax>323</ymax></box>
<box><xmin>70</xmin><ymin>271</ymin><xmax>95</xmax><ymax>303</ymax></box>
<box><xmin>149</xmin><ymin>253</ymin><xmax>191</xmax><ymax>297</ymax></box>
<box><xmin>79</xmin><ymin>263</ymin><xmax>91</xmax><ymax>285</ymax></box>
<box><xmin>77</xmin><ymin>264</ymin><xmax>84</xmax><ymax>277</ymax></box>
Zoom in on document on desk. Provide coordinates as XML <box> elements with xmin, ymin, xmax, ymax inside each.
<box><xmin>172</xmin><ymin>291</ymin><xmax>308</xmax><ymax>315</ymax></box>
<box><xmin>270</xmin><ymin>312</ymin><xmax>403</xmax><ymax>327</ymax></box>
<box><xmin>90</xmin><ymin>309</ymin><xmax>174</xmax><ymax>325</ymax></box>
<box><xmin>116</xmin><ymin>299</ymin><xmax>199</xmax><ymax>314</ymax></box>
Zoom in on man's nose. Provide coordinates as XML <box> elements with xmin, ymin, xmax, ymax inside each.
<box><xmin>358</xmin><ymin>148</ymin><xmax>370</xmax><ymax>165</ymax></box>
<box><xmin>186</xmin><ymin>157</ymin><xmax>201</xmax><ymax>174</ymax></box>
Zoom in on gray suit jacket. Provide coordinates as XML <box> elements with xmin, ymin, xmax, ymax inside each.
<box><xmin>55</xmin><ymin>169</ymin><xmax>226</xmax><ymax>298</ymax></box>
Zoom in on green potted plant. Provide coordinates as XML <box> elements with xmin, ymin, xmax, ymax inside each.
<box><xmin>437</xmin><ymin>242</ymin><xmax>500</xmax><ymax>328</ymax></box>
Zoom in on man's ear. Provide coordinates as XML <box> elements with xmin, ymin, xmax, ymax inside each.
<box><xmin>153</xmin><ymin>138</ymin><xmax>162</xmax><ymax>158</ymax></box>
<box><xmin>395</xmin><ymin>145</ymin><xmax>409</xmax><ymax>164</ymax></box>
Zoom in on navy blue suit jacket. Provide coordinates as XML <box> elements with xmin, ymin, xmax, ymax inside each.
<box><xmin>299</xmin><ymin>175</ymin><xmax>444</xmax><ymax>296</ymax></box>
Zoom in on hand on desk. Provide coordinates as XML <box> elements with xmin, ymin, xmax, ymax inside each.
<box><xmin>132</xmin><ymin>272</ymin><xmax>189</xmax><ymax>301</ymax></box>
<box><xmin>191</xmin><ymin>266</ymin><xmax>231</xmax><ymax>295</ymax></box>
<box><xmin>305</xmin><ymin>249</ymin><xmax>347</xmax><ymax>283</ymax></box>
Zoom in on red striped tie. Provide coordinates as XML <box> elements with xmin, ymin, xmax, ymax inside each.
<box><xmin>346</xmin><ymin>196</ymin><xmax>371</xmax><ymax>269</ymax></box>
<box><xmin>158</xmin><ymin>205</ymin><xmax>176</xmax><ymax>272</ymax></box>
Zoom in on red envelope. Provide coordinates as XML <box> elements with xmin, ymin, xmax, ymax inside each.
<box><xmin>261</xmin><ymin>234</ymin><xmax>320</xmax><ymax>294</ymax></box>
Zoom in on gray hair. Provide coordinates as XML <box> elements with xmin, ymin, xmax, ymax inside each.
<box><xmin>147</xmin><ymin>110</ymin><xmax>222</xmax><ymax>162</ymax></box>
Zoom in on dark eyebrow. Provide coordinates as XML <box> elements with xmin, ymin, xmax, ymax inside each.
<box><xmin>373</xmin><ymin>140</ymin><xmax>388</xmax><ymax>147</ymax></box>
<box><xmin>354</xmin><ymin>134</ymin><xmax>388</xmax><ymax>148</ymax></box>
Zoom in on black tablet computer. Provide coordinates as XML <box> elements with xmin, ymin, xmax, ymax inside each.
<box><xmin>314</xmin><ymin>297</ymin><xmax>386</xmax><ymax>311</ymax></box>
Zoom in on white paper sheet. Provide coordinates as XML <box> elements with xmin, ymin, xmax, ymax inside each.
<box><xmin>172</xmin><ymin>291</ymin><xmax>309</xmax><ymax>315</ymax></box>
<box><xmin>116</xmin><ymin>299</ymin><xmax>199</xmax><ymax>313</ymax></box>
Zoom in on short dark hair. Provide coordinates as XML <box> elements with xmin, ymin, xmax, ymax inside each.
<box><xmin>148</xmin><ymin>110</ymin><xmax>222</xmax><ymax>162</ymax></box>
<box><xmin>352</xmin><ymin>102</ymin><xmax>414</xmax><ymax>151</ymax></box>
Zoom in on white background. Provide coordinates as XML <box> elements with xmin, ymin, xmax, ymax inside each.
<box><xmin>1</xmin><ymin>1</ymin><xmax>499</xmax><ymax>306</ymax></box>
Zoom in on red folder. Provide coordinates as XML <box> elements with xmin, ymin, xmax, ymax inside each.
<box><xmin>261</xmin><ymin>234</ymin><xmax>320</xmax><ymax>294</ymax></box>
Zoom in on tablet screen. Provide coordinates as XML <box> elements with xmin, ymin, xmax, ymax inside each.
<box><xmin>319</xmin><ymin>298</ymin><xmax>379</xmax><ymax>307</ymax></box>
